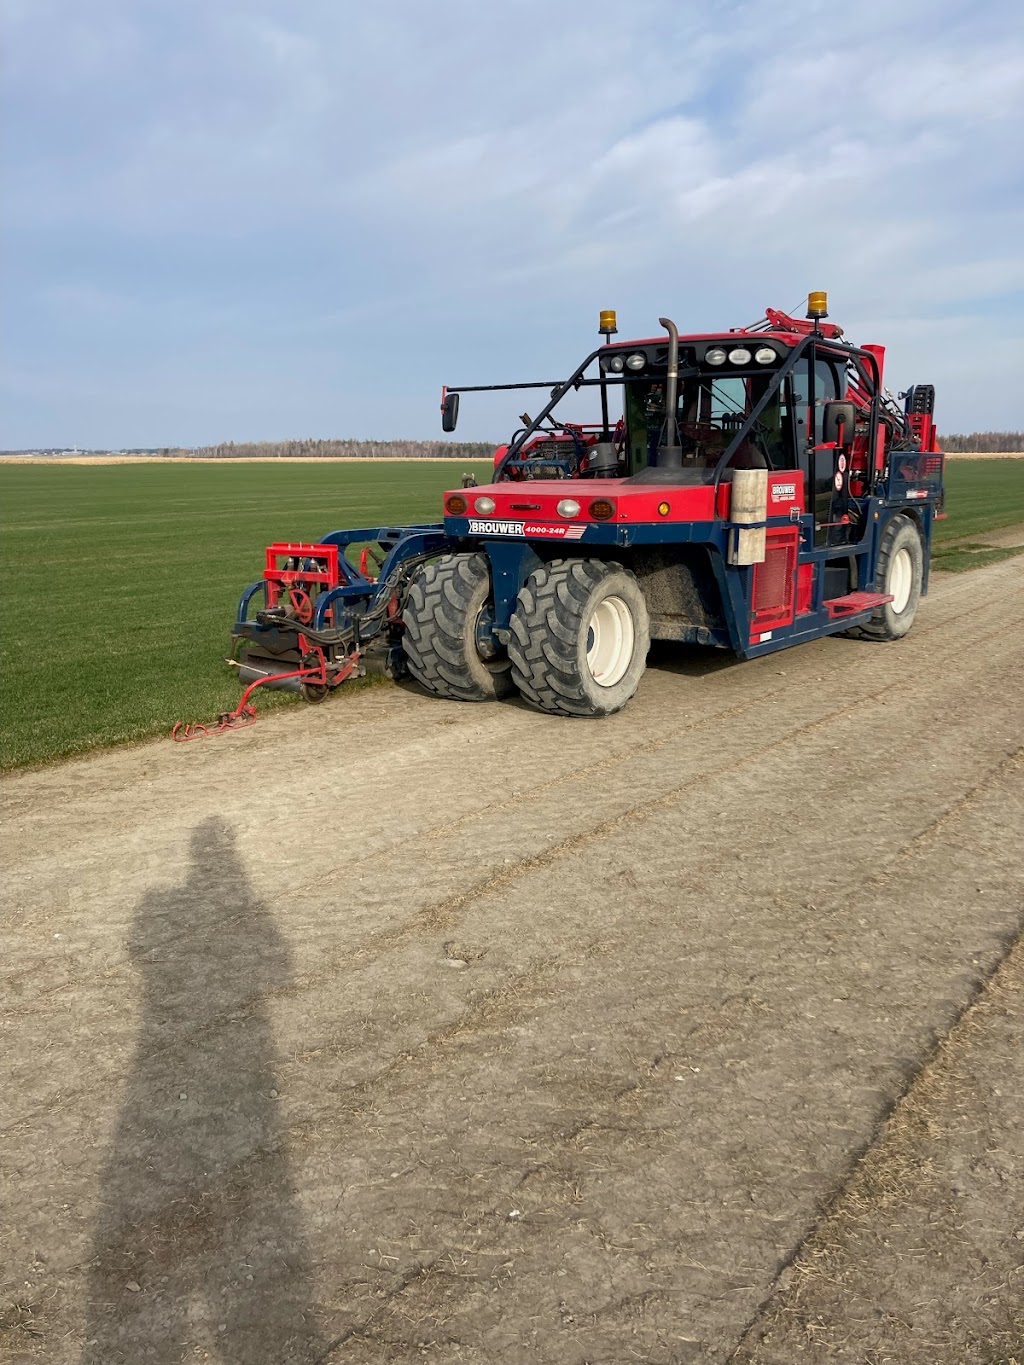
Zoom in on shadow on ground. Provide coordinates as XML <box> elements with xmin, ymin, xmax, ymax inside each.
<box><xmin>391</xmin><ymin>637</ymin><xmax>743</xmax><ymax>712</ymax></box>
<box><xmin>644</xmin><ymin>640</ymin><xmax>745</xmax><ymax>677</ymax></box>
<box><xmin>84</xmin><ymin>818</ymin><xmax>325</xmax><ymax>1364</ymax></box>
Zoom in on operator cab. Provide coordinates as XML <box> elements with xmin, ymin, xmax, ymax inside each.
<box><xmin>440</xmin><ymin>302</ymin><xmax>889</xmax><ymax>505</ymax></box>
<box><xmin>620</xmin><ymin>362</ymin><xmax>786</xmax><ymax>481</ymax></box>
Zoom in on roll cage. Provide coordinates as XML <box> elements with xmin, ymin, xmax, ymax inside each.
<box><xmin>444</xmin><ymin>331</ymin><xmax>897</xmax><ymax>490</ymax></box>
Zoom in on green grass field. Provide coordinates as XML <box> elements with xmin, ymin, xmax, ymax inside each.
<box><xmin>0</xmin><ymin>460</ymin><xmax>492</xmax><ymax>770</ymax></box>
<box><xmin>1</xmin><ymin>457</ymin><xmax>1022</xmax><ymax>770</ymax></box>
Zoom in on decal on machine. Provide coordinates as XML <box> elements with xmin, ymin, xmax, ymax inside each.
<box><xmin>770</xmin><ymin>483</ymin><xmax>797</xmax><ymax>501</ymax></box>
<box><xmin>468</xmin><ymin>519</ymin><xmax>587</xmax><ymax>540</ymax></box>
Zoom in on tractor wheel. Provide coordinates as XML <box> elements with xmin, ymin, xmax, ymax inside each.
<box><xmin>508</xmin><ymin>558</ymin><xmax>650</xmax><ymax>717</ymax></box>
<box><xmin>299</xmin><ymin>652</ymin><xmax>330</xmax><ymax>704</ymax></box>
<box><xmin>402</xmin><ymin>553</ymin><xmax>514</xmax><ymax>702</ymax></box>
<box><xmin>848</xmin><ymin>515</ymin><xmax>924</xmax><ymax>641</ymax></box>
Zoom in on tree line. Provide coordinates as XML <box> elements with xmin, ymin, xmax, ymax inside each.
<box><xmin>10</xmin><ymin>432</ymin><xmax>1024</xmax><ymax>459</ymax></box>
<box><xmin>158</xmin><ymin>431</ymin><xmax>1024</xmax><ymax>457</ymax></box>
<box><xmin>159</xmin><ymin>438</ymin><xmax>496</xmax><ymax>460</ymax></box>
<box><xmin>940</xmin><ymin>431</ymin><xmax>1024</xmax><ymax>452</ymax></box>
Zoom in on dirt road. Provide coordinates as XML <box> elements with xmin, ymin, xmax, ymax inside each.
<box><xmin>2</xmin><ymin>556</ymin><xmax>1023</xmax><ymax>1364</ymax></box>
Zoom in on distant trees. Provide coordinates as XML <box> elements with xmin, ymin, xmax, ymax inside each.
<box><xmin>165</xmin><ymin>432</ymin><xmax>1024</xmax><ymax>457</ymax></box>
<box><xmin>941</xmin><ymin>431</ymin><xmax>1024</xmax><ymax>452</ymax></box>
<box><xmin>163</xmin><ymin>438</ymin><xmax>496</xmax><ymax>460</ymax></box>
<box><xmin>11</xmin><ymin>433</ymin><xmax>1023</xmax><ymax>459</ymax></box>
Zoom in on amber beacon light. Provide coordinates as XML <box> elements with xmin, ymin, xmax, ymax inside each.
<box><xmin>807</xmin><ymin>290</ymin><xmax>828</xmax><ymax>319</ymax></box>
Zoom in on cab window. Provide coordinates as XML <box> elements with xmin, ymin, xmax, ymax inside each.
<box><xmin>624</xmin><ymin>372</ymin><xmax>791</xmax><ymax>473</ymax></box>
<box><xmin>813</xmin><ymin>358</ymin><xmax>841</xmax><ymax>443</ymax></box>
<box><xmin>784</xmin><ymin>353</ymin><xmax>843</xmax><ymax>450</ymax></box>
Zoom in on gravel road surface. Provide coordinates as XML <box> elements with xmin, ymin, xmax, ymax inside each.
<box><xmin>2</xmin><ymin>555</ymin><xmax>1022</xmax><ymax>1364</ymax></box>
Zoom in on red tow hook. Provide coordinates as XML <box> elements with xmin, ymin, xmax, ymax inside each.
<box><xmin>171</xmin><ymin>702</ymin><xmax>258</xmax><ymax>743</ymax></box>
<box><xmin>171</xmin><ymin>647</ymin><xmax>335</xmax><ymax>743</ymax></box>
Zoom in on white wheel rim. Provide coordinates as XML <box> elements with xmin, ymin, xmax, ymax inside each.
<box><xmin>586</xmin><ymin>595</ymin><xmax>635</xmax><ymax>687</ymax></box>
<box><xmin>889</xmin><ymin>547</ymin><xmax>913</xmax><ymax>614</ymax></box>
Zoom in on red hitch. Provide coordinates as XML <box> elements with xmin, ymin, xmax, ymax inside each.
<box><xmin>171</xmin><ymin>646</ymin><xmax>354</xmax><ymax>743</ymax></box>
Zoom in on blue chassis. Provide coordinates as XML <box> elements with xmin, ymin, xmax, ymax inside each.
<box><xmin>235</xmin><ymin>494</ymin><xmax>939</xmax><ymax>664</ymax></box>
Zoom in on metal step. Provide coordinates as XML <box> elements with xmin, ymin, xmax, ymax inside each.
<box><xmin>824</xmin><ymin>590</ymin><xmax>894</xmax><ymax>619</ymax></box>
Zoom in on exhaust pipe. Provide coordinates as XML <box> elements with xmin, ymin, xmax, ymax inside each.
<box><xmin>657</xmin><ymin>316</ymin><xmax>683</xmax><ymax>468</ymax></box>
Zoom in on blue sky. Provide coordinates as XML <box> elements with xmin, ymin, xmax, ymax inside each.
<box><xmin>3</xmin><ymin>0</ymin><xmax>1023</xmax><ymax>447</ymax></box>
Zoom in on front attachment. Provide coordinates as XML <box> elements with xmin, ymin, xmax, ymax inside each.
<box><xmin>172</xmin><ymin>647</ymin><xmax>355</xmax><ymax>742</ymax></box>
<box><xmin>172</xmin><ymin>525</ymin><xmax>449</xmax><ymax>743</ymax></box>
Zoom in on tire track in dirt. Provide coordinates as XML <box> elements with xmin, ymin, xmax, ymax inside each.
<box><xmin>290</xmin><ymin>625</ymin><xmax>1020</xmax><ymax>1357</ymax></box>
<box><xmin>728</xmin><ymin>795</ymin><xmax>1024</xmax><ymax>1363</ymax></box>
<box><xmin>297</xmin><ymin>752</ymin><xmax>1024</xmax><ymax>1360</ymax></box>
<box><xmin>4</xmin><ymin>584</ymin><xmax>1022</xmax><ymax>1140</ymax></box>
<box><xmin>230</xmin><ymin>593</ymin><xmax>1024</xmax><ymax>984</ymax></box>
<box><xmin>0</xmin><ymin>555</ymin><xmax>1006</xmax><ymax>876</ymax></box>
<box><xmin>13</xmin><ymin>673</ymin><xmax>1016</xmax><ymax>1358</ymax></box>
<box><xmin>270</xmin><ymin>577</ymin><xmax>1008</xmax><ymax>911</ymax></box>
<box><xmin>3</xmin><ymin>558</ymin><xmax>1023</xmax><ymax>1364</ymax></box>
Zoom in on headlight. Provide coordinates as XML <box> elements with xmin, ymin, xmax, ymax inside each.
<box><xmin>557</xmin><ymin>498</ymin><xmax>581</xmax><ymax>518</ymax></box>
<box><xmin>705</xmin><ymin>347</ymin><xmax>727</xmax><ymax>366</ymax></box>
<box><xmin>606</xmin><ymin>354</ymin><xmax>625</xmax><ymax>373</ymax></box>
<box><xmin>474</xmin><ymin>495</ymin><xmax>496</xmax><ymax>515</ymax></box>
<box><xmin>754</xmin><ymin>346</ymin><xmax>777</xmax><ymax>365</ymax></box>
<box><xmin>728</xmin><ymin>347</ymin><xmax>752</xmax><ymax>365</ymax></box>
<box><xmin>625</xmin><ymin>352</ymin><xmax>646</xmax><ymax>371</ymax></box>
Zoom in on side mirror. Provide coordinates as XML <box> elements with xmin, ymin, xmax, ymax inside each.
<box><xmin>823</xmin><ymin>400</ymin><xmax>856</xmax><ymax>447</ymax></box>
<box><xmin>441</xmin><ymin>389</ymin><xmax>459</xmax><ymax>433</ymax></box>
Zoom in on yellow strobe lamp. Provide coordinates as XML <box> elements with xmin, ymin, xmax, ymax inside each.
<box><xmin>807</xmin><ymin>290</ymin><xmax>828</xmax><ymax>319</ymax></box>
<box><xmin>599</xmin><ymin>309</ymin><xmax>618</xmax><ymax>337</ymax></box>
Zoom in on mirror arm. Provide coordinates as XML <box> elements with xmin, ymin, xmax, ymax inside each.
<box><xmin>493</xmin><ymin>349</ymin><xmax>602</xmax><ymax>481</ymax></box>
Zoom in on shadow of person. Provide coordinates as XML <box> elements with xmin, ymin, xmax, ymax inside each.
<box><xmin>84</xmin><ymin>818</ymin><xmax>325</xmax><ymax>1364</ymax></box>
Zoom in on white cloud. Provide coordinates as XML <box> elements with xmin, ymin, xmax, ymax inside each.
<box><xmin>3</xmin><ymin>0</ymin><xmax>1023</xmax><ymax>443</ymax></box>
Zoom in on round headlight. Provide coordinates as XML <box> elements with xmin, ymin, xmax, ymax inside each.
<box><xmin>626</xmin><ymin>352</ymin><xmax>646</xmax><ymax>371</ymax></box>
<box><xmin>557</xmin><ymin>498</ymin><xmax>581</xmax><ymax>518</ymax></box>
<box><xmin>705</xmin><ymin>347</ymin><xmax>727</xmax><ymax>366</ymax></box>
<box><xmin>607</xmin><ymin>354</ymin><xmax>625</xmax><ymax>373</ymax></box>
<box><xmin>754</xmin><ymin>346</ymin><xmax>777</xmax><ymax>365</ymax></box>
<box><xmin>474</xmin><ymin>495</ymin><xmax>496</xmax><ymax>515</ymax></box>
<box><xmin>728</xmin><ymin>347</ymin><xmax>752</xmax><ymax>365</ymax></box>
<box><xmin>445</xmin><ymin>494</ymin><xmax>468</xmax><ymax>515</ymax></box>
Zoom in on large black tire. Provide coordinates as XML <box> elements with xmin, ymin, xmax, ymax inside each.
<box><xmin>402</xmin><ymin>553</ymin><xmax>514</xmax><ymax>702</ymax></box>
<box><xmin>848</xmin><ymin>515</ymin><xmax>924</xmax><ymax>641</ymax></box>
<box><xmin>508</xmin><ymin>559</ymin><xmax>650</xmax><ymax>717</ymax></box>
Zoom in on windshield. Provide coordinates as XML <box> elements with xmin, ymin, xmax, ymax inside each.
<box><xmin>624</xmin><ymin>370</ymin><xmax>785</xmax><ymax>478</ymax></box>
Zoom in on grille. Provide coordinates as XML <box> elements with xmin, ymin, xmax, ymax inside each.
<box><xmin>752</xmin><ymin>530</ymin><xmax>798</xmax><ymax>628</ymax></box>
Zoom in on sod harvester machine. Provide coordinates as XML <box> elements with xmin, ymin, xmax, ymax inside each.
<box><xmin>176</xmin><ymin>292</ymin><xmax>944</xmax><ymax>737</ymax></box>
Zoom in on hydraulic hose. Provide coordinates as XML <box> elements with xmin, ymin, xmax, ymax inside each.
<box><xmin>257</xmin><ymin>550</ymin><xmax>436</xmax><ymax>644</ymax></box>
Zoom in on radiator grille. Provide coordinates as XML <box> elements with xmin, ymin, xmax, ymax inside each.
<box><xmin>751</xmin><ymin>529</ymin><xmax>798</xmax><ymax>629</ymax></box>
